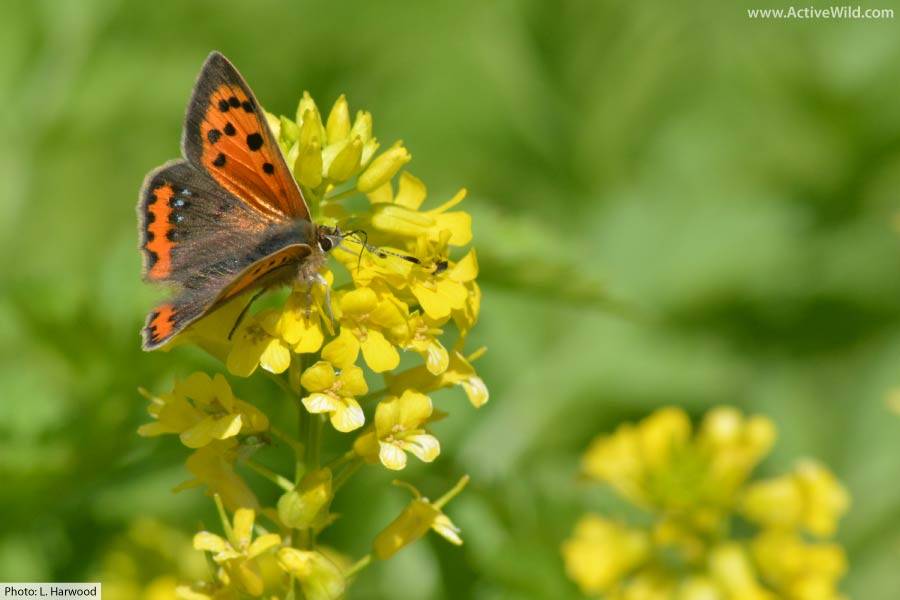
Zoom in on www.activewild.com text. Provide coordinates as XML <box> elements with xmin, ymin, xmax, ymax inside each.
<box><xmin>747</xmin><ymin>5</ymin><xmax>894</xmax><ymax>19</ymax></box>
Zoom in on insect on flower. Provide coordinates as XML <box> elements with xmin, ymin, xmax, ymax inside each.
<box><xmin>137</xmin><ymin>52</ymin><xmax>415</xmax><ymax>350</ymax></box>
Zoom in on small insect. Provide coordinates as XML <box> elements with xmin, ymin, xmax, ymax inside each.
<box><xmin>137</xmin><ymin>51</ymin><xmax>348</xmax><ymax>350</ymax></box>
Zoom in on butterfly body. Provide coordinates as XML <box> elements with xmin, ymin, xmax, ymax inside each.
<box><xmin>138</xmin><ymin>52</ymin><xmax>329</xmax><ymax>350</ymax></box>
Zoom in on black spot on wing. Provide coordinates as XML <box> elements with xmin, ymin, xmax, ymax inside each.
<box><xmin>228</xmin><ymin>96</ymin><xmax>240</xmax><ymax>108</ymax></box>
<box><xmin>224</xmin><ymin>123</ymin><xmax>236</xmax><ymax>136</ymax></box>
<box><xmin>213</xmin><ymin>153</ymin><xmax>226</xmax><ymax>167</ymax></box>
<box><xmin>246</xmin><ymin>133</ymin><xmax>263</xmax><ymax>151</ymax></box>
<box><xmin>262</xmin><ymin>162</ymin><xmax>274</xmax><ymax>174</ymax></box>
<box><xmin>218</xmin><ymin>99</ymin><xmax>230</xmax><ymax>112</ymax></box>
<box><xmin>241</xmin><ymin>100</ymin><xmax>254</xmax><ymax>113</ymax></box>
<box><xmin>207</xmin><ymin>129</ymin><xmax>221</xmax><ymax>143</ymax></box>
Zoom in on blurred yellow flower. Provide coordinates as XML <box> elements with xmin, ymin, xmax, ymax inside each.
<box><xmin>582</xmin><ymin>406</ymin><xmax>774</xmax><ymax>521</ymax></box>
<box><xmin>565</xmin><ymin>406</ymin><xmax>850</xmax><ymax>599</ymax></box>
<box><xmin>181</xmin><ymin>440</ymin><xmax>259</xmax><ymax>511</ymax></box>
<box><xmin>353</xmin><ymin>390</ymin><xmax>440</xmax><ymax>470</ymax></box>
<box><xmin>751</xmin><ymin>531</ymin><xmax>847</xmax><ymax>600</ymax></box>
<box><xmin>740</xmin><ymin>460</ymin><xmax>850</xmax><ymax>538</ymax></box>
<box><xmin>561</xmin><ymin>515</ymin><xmax>650</xmax><ymax>596</ymax></box>
<box><xmin>373</xmin><ymin>477</ymin><xmax>468</xmax><ymax>559</ymax></box>
<box><xmin>138</xmin><ymin>373</ymin><xmax>268</xmax><ymax>449</ymax></box>
<box><xmin>193</xmin><ymin>507</ymin><xmax>281</xmax><ymax>597</ymax></box>
<box><xmin>300</xmin><ymin>361</ymin><xmax>368</xmax><ymax>432</ymax></box>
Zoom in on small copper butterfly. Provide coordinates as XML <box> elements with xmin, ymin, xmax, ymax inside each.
<box><xmin>138</xmin><ymin>52</ymin><xmax>343</xmax><ymax>350</ymax></box>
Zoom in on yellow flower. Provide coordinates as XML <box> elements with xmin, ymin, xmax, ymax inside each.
<box><xmin>368</xmin><ymin>172</ymin><xmax>472</xmax><ymax>247</ymax></box>
<box><xmin>300</xmin><ymin>361</ymin><xmax>368</xmax><ymax>432</ymax></box>
<box><xmin>226</xmin><ymin>309</ymin><xmax>292</xmax><ymax>377</ymax></box>
<box><xmin>138</xmin><ymin>373</ymin><xmax>268</xmax><ymax>449</ymax></box>
<box><xmin>388</xmin><ymin>348</ymin><xmax>489</xmax><ymax>408</ymax></box>
<box><xmin>180</xmin><ymin>440</ymin><xmax>259</xmax><ymax>511</ymax></box>
<box><xmin>399</xmin><ymin>312</ymin><xmax>449</xmax><ymax>375</ymax></box>
<box><xmin>373</xmin><ymin>476</ymin><xmax>468</xmax><ymax>559</ymax></box>
<box><xmin>407</xmin><ymin>239</ymin><xmax>478</xmax><ymax>321</ymax></box>
<box><xmin>353</xmin><ymin>390</ymin><xmax>440</xmax><ymax>470</ymax></box>
<box><xmin>561</xmin><ymin>514</ymin><xmax>650</xmax><ymax>596</ymax></box>
<box><xmin>193</xmin><ymin>507</ymin><xmax>282</xmax><ymax>597</ymax></box>
<box><xmin>322</xmin><ymin>287</ymin><xmax>406</xmax><ymax>373</ymax></box>
<box><xmin>740</xmin><ymin>460</ymin><xmax>850</xmax><ymax>538</ymax></box>
<box><xmin>277</xmin><ymin>548</ymin><xmax>345</xmax><ymax>600</ymax></box>
<box><xmin>750</xmin><ymin>531</ymin><xmax>847</xmax><ymax>600</ymax></box>
<box><xmin>277</xmin><ymin>278</ymin><xmax>333</xmax><ymax>354</ymax></box>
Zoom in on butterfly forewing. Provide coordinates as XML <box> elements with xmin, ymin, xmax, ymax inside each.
<box><xmin>183</xmin><ymin>52</ymin><xmax>310</xmax><ymax>221</ymax></box>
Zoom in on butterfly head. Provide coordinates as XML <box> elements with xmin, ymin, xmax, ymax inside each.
<box><xmin>315</xmin><ymin>224</ymin><xmax>345</xmax><ymax>253</ymax></box>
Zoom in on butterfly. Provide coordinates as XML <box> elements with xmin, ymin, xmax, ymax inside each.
<box><xmin>138</xmin><ymin>51</ymin><xmax>343</xmax><ymax>350</ymax></box>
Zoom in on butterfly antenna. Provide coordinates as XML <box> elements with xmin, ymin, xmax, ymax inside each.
<box><xmin>340</xmin><ymin>229</ymin><xmax>422</xmax><ymax>270</ymax></box>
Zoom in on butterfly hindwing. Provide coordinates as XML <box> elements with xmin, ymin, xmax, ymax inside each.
<box><xmin>141</xmin><ymin>243</ymin><xmax>313</xmax><ymax>350</ymax></box>
<box><xmin>182</xmin><ymin>52</ymin><xmax>310</xmax><ymax>220</ymax></box>
<box><xmin>138</xmin><ymin>159</ymin><xmax>270</xmax><ymax>284</ymax></box>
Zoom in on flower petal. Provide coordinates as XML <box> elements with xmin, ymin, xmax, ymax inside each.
<box><xmin>360</xmin><ymin>329</ymin><xmax>400</xmax><ymax>373</ymax></box>
<box><xmin>259</xmin><ymin>339</ymin><xmax>291</xmax><ymax>374</ymax></box>
<box><xmin>331</xmin><ymin>398</ymin><xmax>365</xmax><ymax>432</ymax></box>
<box><xmin>303</xmin><ymin>392</ymin><xmax>340</xmax><ymax>415</ymax></box>
<box><xmin>398</xmin><ymin>391</ymin><xmax>433</xmax><ymax>428</ymax></box>
<box><xmin>338</xmin><ymin>365</ymin><xmax>369</xmax><ymax>396</ymax></box>
<box><xmin>322</xmin><ymin>327</ymin><xmax>360</xmax><ymax>367</ymax></box>
<box><xmin>301</xmin><ymin>361</ymin><xmax>336</xmax><ymax>392</ymax></box>
<box><xmin>400</xmin><ymin>433</ymin><xmax>440</xmax><ymax>463</ymax></box>
<box><xmin>179</xmin><ymin>417</ymin><xmax>218</xmax><ymax>449</ymax></box>
<box><xmin>247</xmin><ymin>532</ymin><xmax>282</xmax><ymax>559</ymax></box>
<box><xmin>232</xmin><ymin>508</ymin><xmax>255</xmax><ymax>548</ymax></box>
<box><xmin>378</xmin><ymin>441</ymin><xmax>408</xmax><ymax>470</ymax></box>
<box><xmin>193</xmin><ymin>531</ymin><xmax>228</xmax><ymax>554</ymax></box>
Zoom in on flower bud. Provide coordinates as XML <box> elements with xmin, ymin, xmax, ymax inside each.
<box><xmin>324</xmin><ymin>136</ymin><xmax>363</xmax><ymax>183</ymax></box>
<box><xmin>277</xmin><ymin>468</ymin><xmax>333</xmax><ymax>529</ymax></box>
<box><xmin>326</xmin><ymin>94</ymin><xmax>351</xmax><ymax>144</ymax></box>
<box><xmin>357</xmin><ymin>142</ymin><xmax>411</xmax><ymax>192</ymax></box>
<box><xmin>277</xmin><ymin>548</ymin><xmax>345</xmax><ymax>600</ymax></box>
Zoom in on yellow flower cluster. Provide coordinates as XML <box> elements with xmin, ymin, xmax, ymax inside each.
<box><xmin>139</xmin><ymin>91</ymin><xmax>483</xmax><ymax>599</ymax></box>
<box><xmin>562</xmin><ymin>407</ymin><xmax>850</xmax><ymax>600</ymax></box>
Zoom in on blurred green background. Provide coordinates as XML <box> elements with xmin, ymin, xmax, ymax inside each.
<box><xmin>3</xmin><ymin>0</ymin><xmax>900</xmax><ymax>598</ymax></box>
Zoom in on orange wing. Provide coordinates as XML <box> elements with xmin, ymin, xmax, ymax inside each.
<box><xmin>182</xmin><ymin>52</ymin><xmax>310</xmax><ymax>221</ymax></box>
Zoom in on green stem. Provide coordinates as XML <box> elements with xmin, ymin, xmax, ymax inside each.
<box><xmin>298</xmin><ymin>403</ymin><xmax>310</xmax><ymax>483</ymax></box>
<box><xmin>333</xmin><ymin>458</ymin><xmax>364</xmax><ymax>492</ymax></box>
<box><xmin>270</xmin><ymin>425</ymin><xmax>305</xmax><ymax>455</ymax></box>
<box><xmin>323</xmin><ymin>185</ymin><xmax>359</xmax><ymax>203</ymax></box>
<box><xmin>309</xmin><ymin>414</ymin><xmax>323</xmax><ymax>469</ymax></box>
<box><xmin>324</xmin><ymin>450</ymin><xmax>356</xmax><ymax>471</ymax></box>
<box><xmin>434</xmin><ymin>475</ymin><xmax>470</xmax><ymax>509</ymax></box>
<box><xmin>345</xmin><ymin>554</ymin><xmax>373</xmax><ymax>578</ymax></box>
<box><xmin>213</xmin><ymin>494</ymin><xmax>234</xmax><ymax>541</ymax></box>
<box><xmin>243</xmin><ymin>458</ymin><xmax>295</xmax><ymax>492</ymax></box>
<box><xmin>359</xmin><ymin>387</ymin><xmax>390</xmax><ymax>403</ymax></box>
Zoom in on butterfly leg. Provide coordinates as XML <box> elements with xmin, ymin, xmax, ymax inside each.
<box><xmin>228</xmin><ymin>288</ymin><xmax>267</xmax><ymax>340</ymax></box>
<box><xmin>311</xmin><ymin>272</ymin><xmax>336</xmax><ymax>334</ymax></box>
